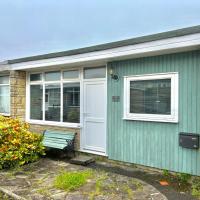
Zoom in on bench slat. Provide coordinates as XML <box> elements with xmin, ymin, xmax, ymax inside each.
<box><xmin>44</xmin><ymin>130</ymin><xmax>75</xmax><ymax>136</ymax></box>
<box><xmin>44</xmin><ymin>135</ymin><xmax>74</xmax><ymax>141</ymax></box>
<box><xmin>44</xmin><ymin>133</ymin><xmax>75</xmax><ymax>140</ymax></box>
<box><xmin>44</xmin><ymin>130</ymin><xmax>75</xmax><ymax>134</ymax></box>
<box><xmin>44</xmin><ymin>135</ymin><xmax>74</xmax><ymax>140</ymax></box>
<box><xmin>43</xmin><ymin>138</ymin><xmax>69</xmax><ymax>145</ymax></box>
<box><xmin>43</xmin><ymin>141</ymin><xmax>66</xmax><ymax>149</ymax></box>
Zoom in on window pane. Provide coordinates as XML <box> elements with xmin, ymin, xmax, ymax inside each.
<box><xmin>84</xmin><ymin>67</ymin><xmax>106</xmax><ymax>79</ymax></box>
<box><xmin>0</xmin><ymin>86</ymin><xmax>9</xmax><ymax>113</ymax></box>
<box><xmin>0</xmin><ymin>76</ymin><xmax>9</xmax><ymax>84</ymax></box>
<box><xmin>45</xmin><ymin>71</ymin><xmax>60</xmax><ymax>81</ymax></box>
<box><xmin>63</xmin><ymin>70</ymin><xmax>79</xmax><ymax>79</ymax></box>
<box><xmin>45</xmin><ymin>84</ymin><xmax>60</xmax><ymax>121</ymax></box>
<box><xmin>30</xmin><ymin>85</ymin><xmax>43</xmax><ymax>120</ymax></box>
<box><xmin>63</xmin><ymin>83</ymin><xmax>80</xmax><ymax>123</ymax></box>
<box><xmin>30</xmin><ymin>74</ymin><xmax>42</xmax><ymax>82</ymax></box>
<box><xmin>130</xmin><ymin>79</ymin><xmax>171</xmax><ymax>114</ymax></box>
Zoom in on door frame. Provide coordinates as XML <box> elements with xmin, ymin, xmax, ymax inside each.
<box><xmin>80</xmin><ymin>66</ymin><xmax>107</xmax><ymax>156</ymax></box>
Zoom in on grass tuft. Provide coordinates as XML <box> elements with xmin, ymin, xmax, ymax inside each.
<box><xmin>54</xmin><ymin>170</ymin><xmax>93</xmax><ymax>191</ymax></box>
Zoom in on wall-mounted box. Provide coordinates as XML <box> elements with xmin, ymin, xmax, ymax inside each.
<box><xmin>179</xmin><ymin>133</ymin><xmax>199</xmax><ymax>149</ymax></box>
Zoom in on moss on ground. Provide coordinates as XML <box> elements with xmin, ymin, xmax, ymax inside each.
<box><xmin>0</xmin><ymin>192</ymin><xmax>13</xmax><ymax>200</ymax></box>
<box><xmin>87</xmin><ymin>171</ymin><xmax>144</xmax><ymax>200</ymax></box>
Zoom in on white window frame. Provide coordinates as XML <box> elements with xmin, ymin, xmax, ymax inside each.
<box><xmin>0</xmin><ymin>75</ymin><xmax>10</xmax><ymax>116</ymax></box>
<box><xmin>124</xmin><ymin>72</ymin><xmax>179</xmax><ymax>123</ymax></box>
<box><xmin>27</xmin><ymin>69</ymin><xmax>81</xmax><ymax>128</ymax></box>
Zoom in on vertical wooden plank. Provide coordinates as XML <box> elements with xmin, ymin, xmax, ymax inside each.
<box><xmin>107</xmin><ymin>50</ymin><xmax>200</xmax><ymax>175</ymax></box>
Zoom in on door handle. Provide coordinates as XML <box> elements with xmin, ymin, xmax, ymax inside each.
<box><xmin>83</xmin><ymin>112</ymin><xmax>91</xmax><ymax>116</ymax></box>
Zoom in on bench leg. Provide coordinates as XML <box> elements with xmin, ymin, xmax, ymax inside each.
<box><xmin>73</xmin><ymin>150</ymin><xmax>76</xmax><ymax>157</ymax></box>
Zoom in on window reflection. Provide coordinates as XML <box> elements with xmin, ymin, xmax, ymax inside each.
<box><xmin>45</xmin><ymin>84</ymin><xmax>61</xmax><ymax>121</ymax></box>
<box><xmin>63</xmin><ymin>83</ymin><xmax>80</xmax><ymax>123</ymax></box>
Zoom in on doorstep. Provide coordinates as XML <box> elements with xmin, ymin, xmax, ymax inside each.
<box><xmin>70</xmin><ymin>155</ymin><xmax>95</xmax><ymax>166</ymax></box>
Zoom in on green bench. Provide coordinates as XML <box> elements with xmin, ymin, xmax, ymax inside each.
<box><xmin>43</xmin><ymin>130</ymin><xmax>76</xmax><ymax>156</ymax></box>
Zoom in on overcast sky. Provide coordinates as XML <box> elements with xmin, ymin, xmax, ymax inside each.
<box><xmin>0</xmin><ymin>0</ymin><xmax>199</xmax><ymax>61</ymax></box>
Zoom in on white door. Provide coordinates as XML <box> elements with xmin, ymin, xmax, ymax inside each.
<box><xmin>82</xmin><ymin>80</ymin><xmax>106</xmax><ymax>154</ymax></box>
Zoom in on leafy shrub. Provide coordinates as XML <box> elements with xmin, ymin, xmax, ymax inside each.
<box><xmin>162</xmin><ymin>169</ymin><xmax>170</xmax><ymax>177</ymax></box>
<box><xmin>192</xmin><ymin>178</ymin><xmax>200</xmax><ymax>198</ymax></box>
<box><xmin>0</xmin><ymin>116</ymin><xmax>45</xmax><ymax>169</ymax></box>
<box><xmin>54</xmin><ymin>170</ymin><xmax>93</xmax><ymax>191</ymax></box>
<box><xmin>175</xmin><ymin>173</ymin><xmax>191</xmax><ymax>185</ymax></box>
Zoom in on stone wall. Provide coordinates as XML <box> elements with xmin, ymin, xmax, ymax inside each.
<box><xmin>10</xmin><ymin>70</ymin><xmax>26</xmax><ymax>120</ymax></box>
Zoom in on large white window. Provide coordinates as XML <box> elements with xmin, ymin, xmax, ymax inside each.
<box><xmin>124</xmin><ymin>72</ymin><xmax>178</xmax><ymax>123</ymax></box>
<box><xmin>0</xmin><ymin>75</ymin><xmax>10</xmax><ymax>115</ymax></box>
<box><xmin>29</xmin><ymin>70</ymin><xmax>80</xmax><ymax>126</ymax></box>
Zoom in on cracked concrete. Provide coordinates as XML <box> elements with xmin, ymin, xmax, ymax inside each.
<box><xmin>0</xmin><ymin>158</ymin><xmax>167</xmax><ymax>200</ymax></box>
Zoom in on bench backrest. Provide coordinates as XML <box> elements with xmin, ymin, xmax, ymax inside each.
<box><xmin>43</xmin><ymin>130</ymin><xmax>76</xmax><ymax>150</ymax></box>
<box><xmin>43</xmin><ymin>130</ymin><xmax>76</xmax><ymax>140</ymax></box>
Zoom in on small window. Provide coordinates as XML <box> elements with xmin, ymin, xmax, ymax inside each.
<box><xmin>63</xmin><ymin>70</ymin><xmax>79</xmax><ymax>79</ymax></box>
<box><xmin>124</xmin><ymin>73</ymin><xmax>178</xmax><ymax>123</ymax></box>
<box><xmin>30</xmin><ymin>73</ymin><xmax>42</xmax><ymax>82</ymax></box>
<box><xmin>45</xmin><ymin>71</ymin><xmax>60</xmax><ymax>81</ymax></box>
<box><xmin>0</xmin><ymin>75</ymin><xmax>10</xmax><ymax>114</ymax></box>
<box><xmin>84</xmin><ymin>67</ymin><xmax>106</xmax><ymax>79</ymax></box>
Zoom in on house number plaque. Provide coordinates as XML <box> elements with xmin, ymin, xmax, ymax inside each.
<box><xmin>112</xmin><ymin>96</ymin><xmax>120</xmax><ymax>102</ymax></box>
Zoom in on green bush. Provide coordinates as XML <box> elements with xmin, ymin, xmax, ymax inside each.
<box><xmin>175</xmin><ymin>173</ymin><xmax>191</xmax><ymax>184</ymax></box>
<box><xmin>54</xmin><ymin>170</ymin><xmax>93</xmax><ymax>191</ymax></box>
<box><xmin>0</xmin><ymin>116</ymin><xmax>45</xmax><ymax>169</ymax></box>
<box><xmin>162</xmin><ymin>169</ymin><xmax>170</xmax><ymax>177</ymax></box>
<box><xmin>192</xmin><ymin>178</ymin><xmax>200</xmax><ymax>198</ymax></box>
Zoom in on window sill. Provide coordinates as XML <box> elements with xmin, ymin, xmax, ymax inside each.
<box><xmin>123</xmin><ymin>116</ymin><xmax>178</xmax><ymax>123</ymax></box>
<box><xmin>27</xmin><ymin>120</ymin><xmax>81</xmax><ymax>128</ymax></box>
<box><xmin>0</xmin><ymin>113</ymin><xmax>10</xmax><ymax>117</ymax></box>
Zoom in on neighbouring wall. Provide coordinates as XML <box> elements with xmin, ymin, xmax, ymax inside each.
<box><xmin>107</xmin><ymin>50</ymin><xmax>200</xmax><ymax>175</ymax></box>
<box><xmin>10</xmin><ymin>70</ymin><xmax>26</xmax><ymax>120</ymax></box>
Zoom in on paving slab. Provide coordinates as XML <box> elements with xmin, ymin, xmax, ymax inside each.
<box><xmin>0</xmin><ymin>158</ymin><xmax>167</xmax><ymax>200</ymax></box>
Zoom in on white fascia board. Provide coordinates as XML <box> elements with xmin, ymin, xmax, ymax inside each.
<box><xmin>0</xmin><ymin>65</ymin><xmax>10</xmax><ymax>72</ymax></box>
<box><xmin>10</xmin><ymin>33</ymin><xmax>200</xmax><ymax>71</ymax></box>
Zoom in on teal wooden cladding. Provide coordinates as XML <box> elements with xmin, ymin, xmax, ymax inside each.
<box><xmin>107</xmin><ymin>50</ymin><xmax>200</xmax><ymax>175</ymax></box>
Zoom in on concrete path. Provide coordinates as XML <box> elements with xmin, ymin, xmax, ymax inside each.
<box><xmin>0</xmin><ymin>158</ymin><xmax>167</xmax><ymax>200</ymax></box>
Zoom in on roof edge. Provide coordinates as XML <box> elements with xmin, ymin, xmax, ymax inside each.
<box><xmin>7</xmin><ymin>25</ymin><xmax>200</xmax><ymax>64</ymax></box>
